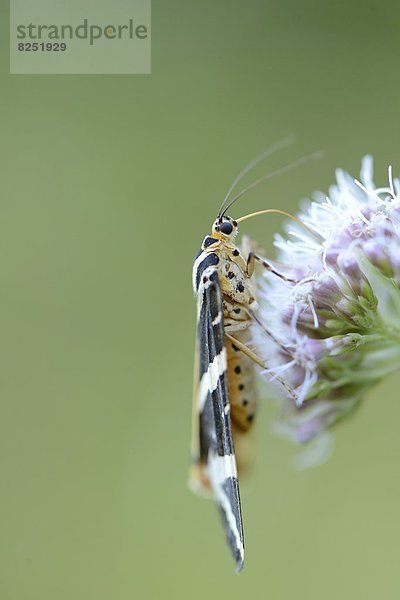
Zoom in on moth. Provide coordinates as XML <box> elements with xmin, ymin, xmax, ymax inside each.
<box><xmin>189</xmin><ymin>141</ymin><xmax>318</xmax><ymax>572</ymax></box>
<box><xmin>189</xmin><ymin>140</ymin><xmax>316</xmax><ymax>572</ymax></box>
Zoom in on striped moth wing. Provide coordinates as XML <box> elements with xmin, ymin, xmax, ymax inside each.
<box><xmin>190</xmin><ymin>254</ymin><xmax>245</xmax><ymax>572</ymax></box>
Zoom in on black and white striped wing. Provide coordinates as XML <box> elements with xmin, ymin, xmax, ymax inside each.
<box><xmin>192</xmin><ymin>261</ymin><xmax>245</xmax><ymax>572</ymax></box>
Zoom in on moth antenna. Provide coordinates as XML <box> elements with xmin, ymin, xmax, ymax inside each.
<box><xmin>221</xmin><ymin>151</ymin><xmax>324</xmax><ymax>217</ymax></box>
<box><xmin>236</xmin><ymin>208</ymin><xmax>322</xmax><ymax>242</ymax></box>
<box><xmin>217</xmin><ymin>136</ymin><xmax>295</xmax><ymax>217</ymax></box>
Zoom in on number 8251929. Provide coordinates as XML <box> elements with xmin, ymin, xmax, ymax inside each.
<box><xmin>17</xmin><ymin>42</ymin><xmax>67</xmax><ymax>52</ymax></box>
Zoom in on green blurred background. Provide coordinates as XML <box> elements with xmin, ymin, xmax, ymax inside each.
<box><xmin>1</xmin><ymin>1</ymin><xmax>400</xmax><ymax>598</ymax></box>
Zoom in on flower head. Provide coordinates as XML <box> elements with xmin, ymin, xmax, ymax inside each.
<box><xmin>254</xmin><ymin>157</ymin><xmax>400</xmax><ymax>453</ymax></box>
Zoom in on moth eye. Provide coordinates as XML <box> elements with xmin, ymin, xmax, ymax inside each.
<box><xmin>220</xmin><ymin>222</ymin><xmax>233</xmax><ymax>235</ymax></box>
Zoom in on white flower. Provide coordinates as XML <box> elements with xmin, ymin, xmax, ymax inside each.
<box><xmin>254</xmin><ymin>157</ymin><xmax>400</xmax><ymax>452</ymax></box>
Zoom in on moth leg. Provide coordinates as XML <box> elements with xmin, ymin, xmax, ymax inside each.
<box><xmin>225</xmin><ymin>306</ymin><xmax>294</xmax><ymax>359</ymax></box>
<box><xmin>225</xmin><ymin>332</ymin><xmax>297</xmax><ymax>401</ymax></box>
<box><xmin>223</xmin><ymin>320</ymin><xmax>252</xmax><ymax>334</ymax></box>
<box><xmin>225</xmin><ymin>332</ymin><xmax>265</xmax><ymax>369</ymax></box>
<box><xmin>246</xmin><ymin>252</ymin><xmax>296</xmax><ymax>282</ymax></box>
<box><xmin>244</xmin><ymin>306</ymin><xmax>296</xmax><ymax>362</ymax></box>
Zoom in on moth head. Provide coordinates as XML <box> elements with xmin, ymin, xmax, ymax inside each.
<box><xmin>212</xmin><ymin>215</ymin><xmax>238</xmax><ymax>240</ymax></box>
